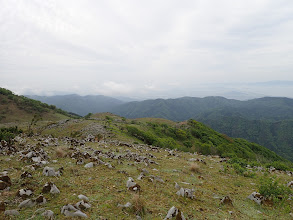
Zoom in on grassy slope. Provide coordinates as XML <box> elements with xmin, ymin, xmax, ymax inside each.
<box><xmin>0</xmin><ymin>88</ymin><xmax>76</xmax><ymax>124</ymax></box>
<box><xmin>111</xmin><ymin>96</ymin><xmax>293</xmax><ymax>162</ymax></box>
<box><xmin>1</xmin><ymin>116</ymin><xmax>293</xmax><ymax>219</ymax></box>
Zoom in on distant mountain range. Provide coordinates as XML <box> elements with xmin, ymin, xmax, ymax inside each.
<box><xmin>111</xmin><ymin>96</ymin><xmax>293</xmax><ymax>161</ymax></box>
<box><xmin>26</xmin><ymin>94</ymin><xmax>124</xmax><ymax>116</ymax></box>
<box><xmin>25</xmin><ymin>94</ymin><xmax>293</xmax><ymax>161</ymax></box>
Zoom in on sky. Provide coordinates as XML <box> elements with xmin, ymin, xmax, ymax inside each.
<box><xmin>1</xmin><ymin>0</ymin><xmax>293</xmax><ymax>99</ymax></box>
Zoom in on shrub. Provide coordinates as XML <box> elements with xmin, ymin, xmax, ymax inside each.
<box><xmin>266</xmin><ymin>161</ymin><xmax>290</xmax><ymax>171</ymax></box>
<box><xmin>84</xmin><ymin>113</ymin><xmax>93</xmax><ymax>119</ymax></box>
<box><xmin>258</xmin><ymin>176</ymin><xmax>292</xmax><ymax>201</ymax></box>
<box><xmin>183</xmin><ymin>141</ymin><xmax>192</xmax><ymax>148</ymax></box>
<box><xmin>232</xmin><ymin>163</ymin><xmax>246</xmax><ymax>175</ymax></box>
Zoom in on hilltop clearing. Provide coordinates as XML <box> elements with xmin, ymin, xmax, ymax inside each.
<box><xmin>1</xmin><ymin>114</ymin><xmax>293</xmax><ymax>219</ymax></box>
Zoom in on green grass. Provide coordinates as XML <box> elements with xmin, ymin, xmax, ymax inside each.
<box><xmin>1</xmin><ymin>116</ymin><xmax>293</xmax><ymax>219</ymax></box>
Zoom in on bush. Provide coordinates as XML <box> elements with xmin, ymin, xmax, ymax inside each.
<box><xmin>84</xmin><ymin>113</ymin><xmax>93</xmax><ymax>119</ymax></box>
<box><xmin>232</xmin><ymin>163</ymin><xmax>246</xmax><ymax>175</ymax></box>
<box><xmin>266</xmin><ymin>161</ymin><xmax>290</xmax><ymax>171</ymax></box>
<box><xmin>0</xmin><ymin>126</ymin><xmax>22</xmax><ymax>143</ymax></box>
<box><xmin>258</xmin><ymin>176</ymin><xmax>292</xmax><ymax>201</ymax></box>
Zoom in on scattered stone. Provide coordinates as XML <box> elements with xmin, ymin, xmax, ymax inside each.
<box><xmin>117</xmin><ymin>202</ymin><xmax>132</xmax><ymax>208</ymax></box>
<box><xmin>17</xmin><ymin>188</ymin><xmax>34</xmax><ymax>198</ymax></box>
<box><xmin>21</xmin><ymin>171</ymin><xmax>33</xmax><ymax>178</ymax></box>
<box><xmin>164</xmin><ymin>206</ymin><xmax>186</xmax><ymax>220</ymax></box>
<box><xmin>137</xmin><ymin>173</ymin><xmax>145</xmax><ymax>180</ymax></box>
<box><xmin>126</xmin><ymin>177</ymin><xmax>140</xmax><ymax>191</ymax></box>
<box><xmin>19</xmin><ymin>195</ymin><xmax>47</xmax><ymax>208</ymax></box>
<box><xmin>247</xmin><ymin>192</ymin><xmax>263</xmax><ymax>205</ymax></box>
<box><xmin>84</xmin><ymin>162</ymin><xmax>94</xmax><ymax>168</ymax></box>
<box><xmin>42</xmin><ymin>167</ymin><xmax>61</xmax><ymax>177</ymax></box>
<box><xmin>75</xmin><ymin>200</ymin><xmax>91</xmax><ymax>210</ymax></box>
<box><xmin>4</xmin><ymin>209</ymin><xmax>20</xmax><ymax>216</ymax></box>
<box><xmin>76</xmin><ymin>158</ymin><xmax>85</xmax><ymax>165</ymax></box>
<box><xmin>220</xmin><ymin>196</ymin><xmax>233</xmax><ymax>205</ymax></box>
<box><xmin>148</xmin><ymin>175</ymin><xmax>164</xmax><ymax>183</ymax></box>
<box><xmin>287</xmin><ymin>181</ymin><xmax>293</xmax><ymax>187</ymax></box>
<box><xmin>41</xmin><ymin>210</ymin><xmax>54</xmax><ymax>219</ymax></box>
<box><xmin>176</xmin><ymin>187</ymin><xmax>195</xmax><ymax>199</ymax></box>
<box><xmin>18</xmin><ymin>198</ymin><xmax>36</xmax><ymax>208</ymax></box>
<box><xmin>78</xmin><ymin>194</ymin><xmax>89</xmax><ymax>202</ymax></box>
<box><xmin>42</xmin><ymin>182</ymin><xmax>60</xmax><ymax>194</ymax></box>
<box><xmin>61</xmin><ymin>204</ymin><xmax>87</xmax><ymax>218</ymax></box>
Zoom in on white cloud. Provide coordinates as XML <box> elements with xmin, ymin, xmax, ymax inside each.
<box><xmin>1</xmin><ymin>0</ymin><xmax>293</xmax><ymax>97</ymax></box>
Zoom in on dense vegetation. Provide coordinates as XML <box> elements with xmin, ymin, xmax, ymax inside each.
<box><xmin>111</xmin><ymin>96</ymin><xmax>293</xmax><ymax>121</ymax></box>
<box><xmin>197</xmin><ymin>114</ymin><xmax>293</xmax><ymax>161</ymax></box>
<box><xmin>0</xmin><ymin>126</ymin><xmax>22</xmax><ymax>143</ymax></box>
<box><xmin>122</xmin><ymin>118</ymin><xmax>291</xmax><ymax>170</ymax></box>
<box><xmin>111</xmin><ymin>96</ymin><xmax>293</xmax><ymax>162</ymax></box>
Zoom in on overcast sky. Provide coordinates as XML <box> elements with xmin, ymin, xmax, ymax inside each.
<box><xmin>1</xmin><ymin>0</ymin><xmax>293</xmax><ymax>98</ymax></box>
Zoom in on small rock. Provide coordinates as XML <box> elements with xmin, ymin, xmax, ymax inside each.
<box><xmin>41</xmin><ymin>210</ymin><xmax>54</xmax><ymax>219</ymax></box>
<box><xmin>247</xmin><ymin>192</ymin><xmax>263</xmax><ymax>205</ymax></box>
<box><xmin>17</xmin><ymin>188</ymin><xmax>34</xmax><ymax>198</ymax></box>
<box><xmin>78</xmin><ymin>194</ymin><xmax>89</xmax><ymax>202</ymax></box>
<box><xmin>164</xmin><ymin>206</ymin><xmax>186</xmax><ymax>220</ymax></box>
<box><xmin>20</xmin><ymin>171</ymin><xmax>32</xmax><ymax>178</ymax></box>
<box><xmin>19</xmin><ymin>199</ymin><xmax>36</xmax><ymax>208</ymax></box>
<box><xmin>75</xmin><ymin>200</ymin><xmax>91</xmax><ymax>210</ymax></box>
<box><xmin>117</xmin><ymin>202</ymin><xmax>132</xmax><ymax>208</ymax></box>
<box><xmin>61</xmin><ymin>204</ymin><xmax>87</xmax><ymax>218</ymax></box>
<box><xmin>42</xmin><ymin>182</ymin><xmax>60</xmax><ymax>194</ymax></box>
<box><xmin>42</xmin><ymin>167</ymin><xmax>61</xmax><ymax>177</ymax></box>
<box><xmin>84</xmin><ymin>162</ymin><xmax>94</xmax><ymax>168</ymax></box>
<box><xmin>176</xmin><ymin>187</ymin><xmax>195</xmax><ymax>199</ymax></box>
<box><xmin>4</xmin><ymin>209</ymin><xmax>20</xmax><ymax>216</ymax></box>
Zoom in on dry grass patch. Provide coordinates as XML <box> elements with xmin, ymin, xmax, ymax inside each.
<box><xmin>132</xmin><ymin>194</ymin><xmax>146</xmax><ymax>216</ymax></box>
<box><xmin>190</xmin><ymin>162</ymin><xmax>200</xmax><ymax>173</ymax></box>
<box><xmin>55</xmin><ymin>147</ymin><xmax>68</xmax><ymax>158</ymax></box>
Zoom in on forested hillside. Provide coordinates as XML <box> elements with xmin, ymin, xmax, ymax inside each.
<box><xmin>111</xmin><ymin>96</ymin><xmax>293</xmax><ymax>161</ymax></box>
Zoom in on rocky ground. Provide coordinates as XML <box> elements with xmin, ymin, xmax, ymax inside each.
<box><xmin>0</xmin><ymin>118</ymin><xmax>293</xmax><ymax>219</ymax></box>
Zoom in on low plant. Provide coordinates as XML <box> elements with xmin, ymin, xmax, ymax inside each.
<box><xmin>258</xmin><ymin>176</ymin><xmax>292</xmax><ymax>201</ymax></box>
<box><xmin>190</xmin><ymin>163</ymin><xmax>200</xmax><ymax>173</ymax></box>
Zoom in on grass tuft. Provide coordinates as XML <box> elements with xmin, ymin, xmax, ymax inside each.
<box><xmin>190</xmin><ymin>162</ymin><xmax>200</xmax><ymax>173</ymax></box>
<box><xmin>55</xmin><ymin>147</ymin><xmax>67</xmax><ymax>158</ymax></box>
<box><xmin>132</xmin><ymin>194</ymin><xmax>145</xmax><ymax>216</ymax></box>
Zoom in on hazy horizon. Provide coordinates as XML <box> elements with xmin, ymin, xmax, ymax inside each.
<box><xmin>1</xmin><ymin>1</ymin><xmax>293</xmax><ymax>99</ymax></box>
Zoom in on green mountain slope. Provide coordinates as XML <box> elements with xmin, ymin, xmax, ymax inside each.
<box><xmin>0</xmin><ymin>88</ymin><xmax>78</xmax><ymax>123</ymax></box>
<box><xmin>111</xmin><ymin>96</ymin><xmax>293</xmax><ymax>121</ymax></box>
<box><xmin>111</xmin><ymin>96</ymin><xmax>293</xmax><ymax>161</ymax></box>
